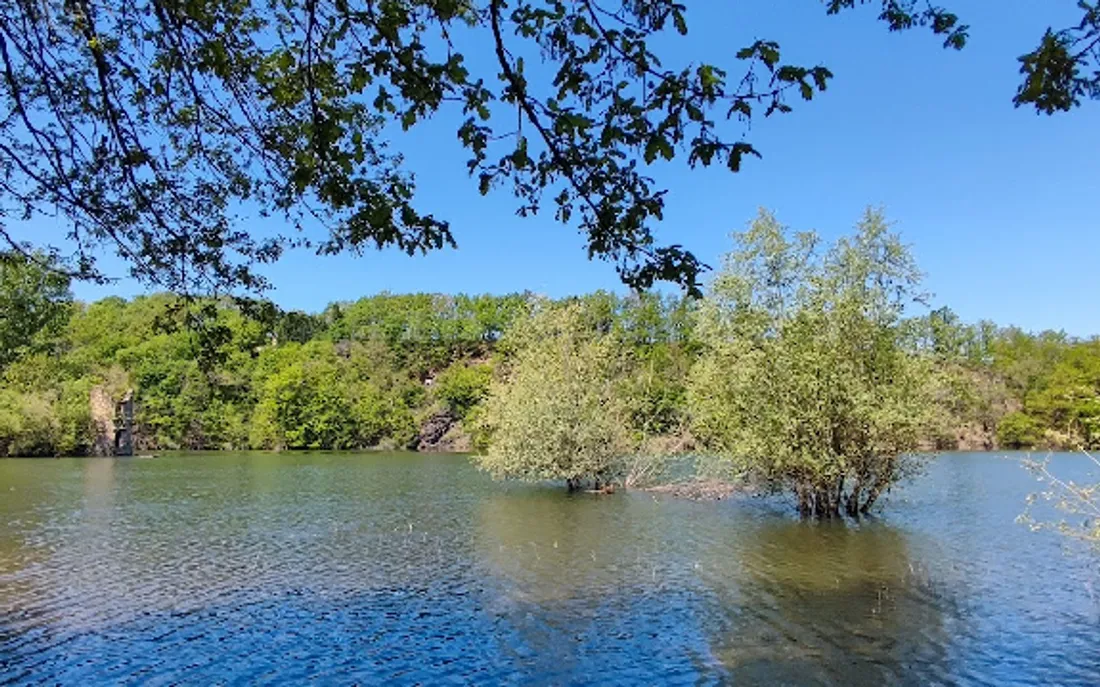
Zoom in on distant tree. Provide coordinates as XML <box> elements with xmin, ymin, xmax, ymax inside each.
<box><xmin>990</xmin><ymin>327</ymin><xmax>1069</xmax><ymax>397</ymax></box>
<box><xmin>248</xmin><ymin>338</ymin><xmax>420</xmax><ymax>449</ymax></box>
<box><xmin>901</xmin><ymin>308</ymin><xmax>1014</xmax><ymax>449</ymax></box>
<box><xmin>251</xmin><ymin>351</ymin><xmax>359</xmax><ymax>449</ymax></box>
<box><xmin>613</xmin><ymin>292</ymin><xmax>695</xmax><ymax>437</ymax></box>
<box><xmin>689</xmin><ymin>209</ymin><xmax>938</xmax><ymax>517</ymax></box>
<box><xmin>434</xmin><ymin>361</ymin><xmax>493</xmax><ymax>419</ymax></box>
<box><xmin>1019</xmin><ymin>340</ymin><xmax>1100</xmax><ymax>449</ymax></box>
<box><xmin>0</xmin><ymin>251</ymin><xmax>72</xmax><ymax>369</ymax></box>
<box><xmin>276</xmin><ymin>310</ymin><xmax>324</xmax><ymax>345</ymax></box>
<box><xmin>997</xmin><ymin>411</ymin><xmax>1044</xmax><ymax>449</ymax></box>
<box><xmin>0</xmin><ymin>389</ymin><xmax>58</xmax><ymax>456</ymax></box>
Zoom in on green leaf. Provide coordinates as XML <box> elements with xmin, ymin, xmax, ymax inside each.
<box><xmin>728</xmin><ymin>142</ymin><xmax>760</xmax><ymax>172</ymax></box>
<box><xmin>673</xmin><ymin>10</ymin><xmax>688</xmax><ymax>36</ymax></box>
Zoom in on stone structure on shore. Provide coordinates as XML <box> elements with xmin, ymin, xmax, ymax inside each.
<box><xmin>90</xmin><ymin>387</ymin><xmax>134</xmax><ymax>457</ymax></box>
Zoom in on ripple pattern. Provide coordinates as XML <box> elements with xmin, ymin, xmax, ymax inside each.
<box><xmin>2</xmin><ymin>452</ymin><xmax>1099</xmax><ymax>685</ymax></box>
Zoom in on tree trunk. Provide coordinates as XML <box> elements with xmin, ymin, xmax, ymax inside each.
<box><xmin>861</xmin><ymin>481</ymin><xmax>886</xmax><ymax>514</ymax></box>
<box><xmin>797</xmin><ymin>484</ymin><xmax>813</xmax><ymax>518</ymax></box>
<box><xmin>833</xmin><ymin>477</ymin><xmax>845</xmax><ymax>514</ymax></box>
<box><xmin>846</xmin><ymin>480</ymin><xmax>863</xmax><ymax>518</ymax></box>
<box><xmin>812</xmin><ymin>486</ymin><xmax>841</xmax><ymax>519</ymax></box>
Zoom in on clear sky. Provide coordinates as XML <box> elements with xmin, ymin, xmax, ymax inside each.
<box><xmin>46</xmin><ymin>1</ymin><xmax>1100</xmax><ymax>335</ymax></box>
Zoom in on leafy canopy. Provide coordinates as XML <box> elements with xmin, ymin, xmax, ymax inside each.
<box><xmin>0</xmin><ymin>0</ymin><xmax>995</xmax><ymax>296</ymax></box>
<box><xmin>689</xmin><ymin>208</ymin><xmax>938</xmax><ymax>517</ymax></box>
<box><xmin>476</xmin><ymin>300</ymin><xmax>637</xmax><ymax>486</ymax></box>
<box><xmin>0</xmin><ymin>251</ymin><xmax>73</xmax><ymax>369</ymax></box>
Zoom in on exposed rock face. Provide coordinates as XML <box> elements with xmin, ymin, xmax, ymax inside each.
<box><xmin>89</xmin><ymin>386</ymin><xmax>135</xmax><ymax>456</ymax></box>
<box><xmin>116</xmin><ymin>391</ymin><xmax>134</xmax><ymax>456</ymax></box>
<box><xmin>89</xmin><ymin>386</ymin><xmax>115</xmax><ymax>457</ymax></box>
<box><xmin>415</xmin><ymin>410</ymin><xmax>472</xmax><ymax>453</ymax></box>
<box><xmin>954</xmin><ymin>422</ymin><xmax>995</xmax><ymax>451</ymax></box>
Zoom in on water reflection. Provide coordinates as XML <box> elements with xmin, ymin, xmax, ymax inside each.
<box><xmin>476</xmin><ymin>489</ymin><xmax>727</xmax><ymax>681</ymax></box>
<box><xmin>475</xmin><ymin>490</ymin><xmax>957</xmax><ymax>685</ymax></box>
<box><xmin>700</xmin><ymin>519</ymin><xmax>951</xmax><ymax>685</ymax></box>
<box><xmin>477</xmin><ymin>489</ymin><xmax>646</xmax><ymax>600</ymax></box>
<box><xmin>1</xmin><ymin>453</ymin><xmax>1099</xmax><ymax>685</ymax></box>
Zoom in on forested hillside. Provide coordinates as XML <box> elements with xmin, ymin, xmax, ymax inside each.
<box><xmin>0</xmin><ymin>247</ymin><xmax>1097</xmax><ymax>458</ymax></box>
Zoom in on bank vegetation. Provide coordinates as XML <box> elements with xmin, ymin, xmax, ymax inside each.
<box><xmin>3</xmin><ymin>209</ymin><xmax>1099</xmax><ymax>515</ymax></box>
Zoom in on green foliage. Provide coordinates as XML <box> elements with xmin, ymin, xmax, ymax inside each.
<box><xmin>250</xmin><ymin>340</ymin><xmax>420</xmax><ymax>450</ymax></box>
<box><xmin>0</xmin><ymin>379</ymin><xmax>92</xmax><ymax>457</ymax></box>
<box><xmin>989</xmin><ymin>327</ymin><xmax>1068</xmax><ymax>396</ymax></box>
<box><xmin>0</xmin><ymin>252</ymin><xmax>72</xmax><ymax>370</ymax></box>
<box><xmin>477</xmin><ymin>303</ymin><xmax>637</xmax><ymax>488</ymax></box>
<box><xmin>327</xmin><ymin>293</ymin><xmax>529</xmax><ymax>374</ymax></box>
<box><xmin>998</xmin><ymin>411</ymin><xmax>1045</xmax><ymax>449</ymax></box>
<box><xmin>901</xmin><ymin>309</ymin><xmax>1011</xmax><ymax>448</ymax></box>
<box><xmin>3</xmin><ymin>239</ymin><xmax>1100</xmax><ymax>471</ymax></box>
<box><xmin>1014</xmin><ymin>5</ymin><xmax>1100</xmax><ymax>113</ymax></box>
<box><xmin>276</xmin><ymin>310</ymin><xmax>324</xmax><ymax>345</ymax></box>
<box><xmin>252</xmin><ymin>345</ymin><xmax>357</xmax><ymax>450</ymax></box>
<box><xmin>1021</xmin><ymin>341</ymin><xmax>1100</xmax><ymax>448</ymax></box>
<box><xmin>957</xmin><ymin>334</ymin><xmax>1100</xmax><ymax>451</ymax></box>
<box><xmin>618</xmin><ymin>342</ymin><xmax>690</xmax><ymax>437</ymax></box>
<box><xmin>12</xmin><ymin>0</ymin><xmax>1068</xmax><ymax>298</ymax></box>
<box><xmin>0</xmin><ymin>389</ymin><xmax>58</xmax><ymax>457</ymax></box>
<box><xmin>434</xmin><ymin>362</ymin><xmax>493</xmax><ymax>419</ymax></box>
<box><xmin>0</xmin><ymin>292</ymin><xmax>531</xmax><ymax>455</ymax></box>
<box><xmin>690</xmin><ymin>209</ymin><xmax>938</xmax><ymax>517</ymax></box>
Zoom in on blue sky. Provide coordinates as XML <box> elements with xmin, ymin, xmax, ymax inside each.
<box><xmin>41</xmin><ymin>1</ymin><xmax>1100</xmax><ymax>335</ymax></box>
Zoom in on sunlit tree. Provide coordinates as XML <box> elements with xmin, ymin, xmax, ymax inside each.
<box><xmin>689</xmin><ymin>208</ymin><xmax>938</xmax><ymax>517</ymax></box>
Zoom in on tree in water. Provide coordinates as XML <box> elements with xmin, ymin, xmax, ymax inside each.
<box><xmin>476</xmin><ymin>301</ymin><xmax>636</xmax><ymax>490</ymax></box>
<box><xmin>689</xmin><ymin>208</ymin><xmax>938</xmax><ymax>517</ymax></box>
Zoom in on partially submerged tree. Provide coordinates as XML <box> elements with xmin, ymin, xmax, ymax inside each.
<box><xmin>689</xmin><ymin>208</ymin><xmax>938</xmax><ymax>517</ymax></box>
<box><xmin>476</xmin><ymin>301</ymin><xmax>635</xmax><ymax>489</ymax></box>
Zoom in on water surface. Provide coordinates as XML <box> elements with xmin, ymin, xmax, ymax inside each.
<box><xmin>1</xmin><ymin>452</ymin><xmax>1098</xmax><ymax>685</ymax></box>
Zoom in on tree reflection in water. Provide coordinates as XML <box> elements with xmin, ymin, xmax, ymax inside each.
<box><xmin>477</xmin><ymin>489</ymin><xmax>956</xmax><ymax>684</ymax></box>
<box><xmin>698</xmin><ymin>518</ymin><xmax>954</xmax><ymax>685</ymax></box>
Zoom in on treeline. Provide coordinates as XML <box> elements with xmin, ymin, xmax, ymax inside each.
<box><xmin>0</xmin><ymin>269</ymin><xmax>532</xmax><ymax>455</ymax></box>
<box><xmin>0</xmin><ymin>217</ymin><xmax>1098</xmax><ymax>462</ymax></box>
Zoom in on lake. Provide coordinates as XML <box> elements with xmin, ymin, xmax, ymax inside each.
<box><xmin>1</xmin><ymin>452</ymin><xmax>1098</xmax><ymax>685</ymax></box>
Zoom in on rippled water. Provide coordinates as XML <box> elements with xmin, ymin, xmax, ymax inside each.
<box><xmin>1</xmin><ymin>452</ymin><xmax>1098</xmax><ymax>685</ymax></box>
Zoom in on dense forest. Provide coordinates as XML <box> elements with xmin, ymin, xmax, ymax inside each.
<box><xmin>1</xmin><ymin>215</ymin><xmax>1098</xmax><ymax>463</ymax></box>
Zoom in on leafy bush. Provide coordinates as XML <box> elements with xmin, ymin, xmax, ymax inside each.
<box><xmin>997</xmin><ymin>411</ymin><xmax>1044</xmax><ymax>449</ymax></box>
<box><xmin>434</xmin><ymin>362</ymin><xmax>493</xmax><ymax>419</ymax></box>
<box><xmin>477</xmin><ymin>305</ymin><xmax>637</xmax><ymax>489</ymax></box>
<box><xmin>690</xmin><ymin>209</ymin><xmax>937</xmax><ymax>517</ymax></box>
<box><xmin>0</xmin><ymin>390</ymin><xmax>60</xmax><ymax>456</ymax></box>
